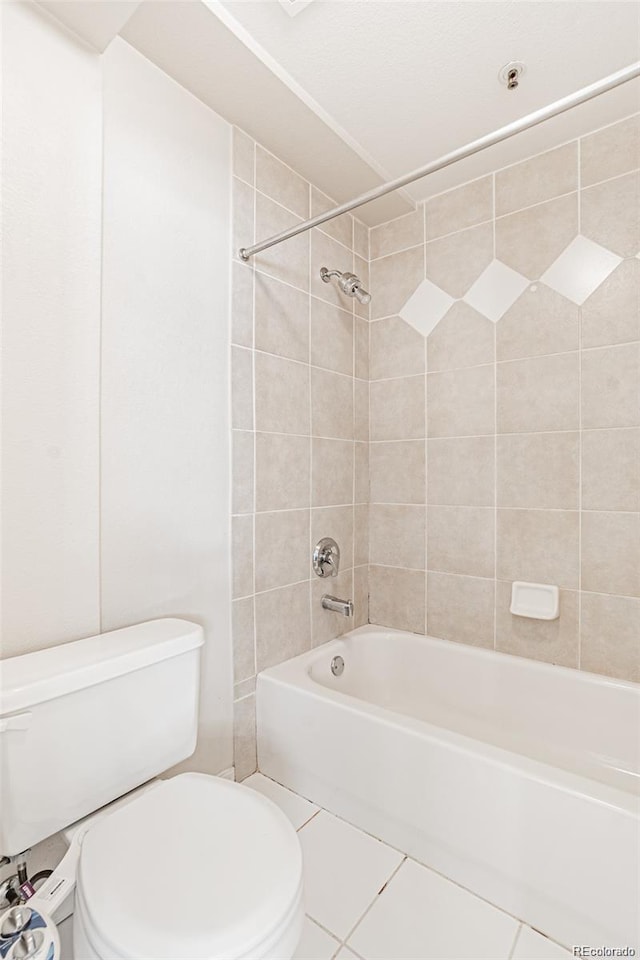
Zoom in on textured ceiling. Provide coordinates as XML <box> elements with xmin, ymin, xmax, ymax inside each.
<box><xmin>221</xmin><ymin>0</ymin><xmax>640</xmax><ymax>203</ymax></box>
<box><xmin>35</xmin><ymin>0</ymin><xmax>640</xmax><ymax>223</ymax></box>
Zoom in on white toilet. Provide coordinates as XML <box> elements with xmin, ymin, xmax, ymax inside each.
<box><xmin>0</xmin><ymin>619</ymin><xmax>304</xmax><ymax>959</ymax></box>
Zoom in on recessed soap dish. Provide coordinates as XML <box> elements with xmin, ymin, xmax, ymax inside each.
<box><xmin>510</xmin><ymin>581</ymin><xmax>559</xmax><ymax>620</ymax></box>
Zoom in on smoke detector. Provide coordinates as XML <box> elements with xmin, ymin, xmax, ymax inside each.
<box><xmin>499</xmin><ymin>61</ymin><xmax>526</xmax><ymax>90</ymax></box>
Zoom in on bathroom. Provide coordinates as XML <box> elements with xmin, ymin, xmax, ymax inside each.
<box><xmin>0</xmin><ymin>1</ymin><xmax>638</xmax><ymax>957</ymax></box>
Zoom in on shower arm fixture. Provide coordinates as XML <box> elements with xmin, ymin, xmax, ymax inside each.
<box><xmin>238</xmin><ymin>61</ymin><xmax>640</xmax><ymax>262</ymax></box>
<box><xmin>320</xmin><ymin>266</ymin><xmax>371</xmax><ymax>304</ymax></box>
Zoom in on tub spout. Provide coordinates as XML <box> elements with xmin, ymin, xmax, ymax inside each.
<box><xmin>321</xmin><ymin>595</ymin><xmax>354</xmax><ymax>617</ymax></box>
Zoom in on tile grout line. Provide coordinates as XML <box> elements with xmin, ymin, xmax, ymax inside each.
<box><xmin>423</xmin><ymin>200</ymin><xmax>429</xmax><ymax>636</ymax></box>
<box><xmin>338</xmin><ymin>856</ymin><xmax>409</xmax><ymax>952</ymax></box>
<box><xmin>492</xmin><ymin>171</ymin><xmax>498</xmax><ymax>650</ymax></box>
<box><xmin>577</xmin><ymin>135</ymin><xmax>583</xmax><ymax>670</ymax></box>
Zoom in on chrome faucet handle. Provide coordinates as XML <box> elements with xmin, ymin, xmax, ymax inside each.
<box><xmin>313</xmin><ymin>537</ymin><xmax>340</xmax><ymax>578</ymax></box>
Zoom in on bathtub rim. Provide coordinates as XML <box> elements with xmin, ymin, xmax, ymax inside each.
<box><xmin>257</xmin><ymin>626</ymin><xmax>640</xmax><ymax>817</ymax></box>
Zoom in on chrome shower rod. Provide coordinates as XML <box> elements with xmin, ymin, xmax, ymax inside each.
<box><xmin>239</xmin><ymin>61</ymin><xmax>640</xmax><ymax>262</ymax></box>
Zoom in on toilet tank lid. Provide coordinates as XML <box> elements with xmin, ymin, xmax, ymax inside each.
<box><xmin>0</xmin><ymin>619</ymin><xmax>203</xmax><ymax>714</ymax></box>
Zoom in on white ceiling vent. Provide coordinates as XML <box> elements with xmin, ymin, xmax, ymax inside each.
<box><xmin>278</xmin><ymin>0</ymin><xmax>315</xmax><ymax>17</ymax></box>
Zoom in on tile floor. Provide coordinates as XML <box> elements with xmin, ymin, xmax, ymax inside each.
<box><xmin>57</xmin><ymin>772</ymin><xmax>572</xmax><ymax>960</ymax></box>
<box><xmin>243</xmin><ymin>773</ymin><xmax>573</xmax><ymax>960</ymax></box>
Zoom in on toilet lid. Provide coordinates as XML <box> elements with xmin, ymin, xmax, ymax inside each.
<box><xmin>77</xmin><ymin>773</ymin><xmax>303</xmax><ymax>960</ymax></box>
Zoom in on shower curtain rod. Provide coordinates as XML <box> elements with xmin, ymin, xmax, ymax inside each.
<box><xmin>239</xmin><ymin>61</ymin><xmax>640</xmax><ymax>261</ymax></box>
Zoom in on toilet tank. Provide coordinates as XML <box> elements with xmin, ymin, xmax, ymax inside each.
<box><xmin>0</xmin><ymin>618</ymin><xmax>203</xmax><ymax>856</ymax></box>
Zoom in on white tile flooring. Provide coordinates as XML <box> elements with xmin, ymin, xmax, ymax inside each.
<box><xmin>58</xmin><ymin>772</ymin><xmax>572</xmax><ymax>960</ymax></box>
<box><xmin>244</xmin><ymin>773</ymin><xmax>573</xmax><ymax>960</ymax></box>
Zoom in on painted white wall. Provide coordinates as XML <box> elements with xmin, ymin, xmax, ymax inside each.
<box><xmin>101</xmin><ymin>37</ymin><xmax>233</xmax><ymax>774</ymax></box>
<box><xmin>1</xmin><ymin>7</ymin><xmax>233</xmax><ymax>774</ymax></box>
<box><xmin>1</xmin><ymin>1</ymin><xmax>102</xmax><ymax>654</ymax></box>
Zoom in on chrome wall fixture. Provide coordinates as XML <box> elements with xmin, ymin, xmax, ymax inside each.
<box><xmin>238</xmin><ymin>61</ymin><xmax>640</xmax><ymax>263</ymax></box>
<box><xmin>313</xmin><ymin>537</ymin><xmax>340</xmax><ymax>578</ymax></box>
<box><xmin>320</xmin><ymin>267</ymin><xmax>371</xmax><ymax>305</ymax></box>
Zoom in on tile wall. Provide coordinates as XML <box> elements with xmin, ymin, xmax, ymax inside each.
<box><xmin>367</xmin><ymin>113</ymin><xmax>639</xmax><ymax>684</ymax></box>
<box><xmin>231</xmin><ymin>129</ymin><xmax>370</xmax><ymax>777</ymax></box>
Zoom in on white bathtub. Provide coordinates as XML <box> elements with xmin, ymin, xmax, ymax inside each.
<box><xmin>257</xmin><ymin>626</ymin><xmax>640</xmax><ymax>949</ymax></box>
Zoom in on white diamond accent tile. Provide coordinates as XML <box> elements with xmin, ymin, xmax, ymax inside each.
<box><xmin>399</xmin><ymin>278</ymin><xmax>454</xmax><ymax>337</ymax></box>
<box><xmin>541</xmin><ymin>235</ymin><xmax>622</xmax><ymax>305</ymax></box>
<box><xmin>463</xmin><ymin>259</ymin><xmax>529</xmax><ymax>323</ymax></box>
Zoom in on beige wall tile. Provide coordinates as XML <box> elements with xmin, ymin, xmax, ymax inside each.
<box><xmin>312</xmin><ymin>504</ymin><xmax>354</xmax><ymax>570</ymax></box>
<box><xmin>581</xmin><ymin>511</ymin><xmax>640</xmax><ymax>597</ymax></box>
<box><xmin>370</xmin><ymin>317</ymin><xmax>426</xmax><ymax>379</ymax></box>
<box><xmin>255</xmin><ymin>352</ymin><xmax>310</xmax><ymax>435</ymax></box>
<box><xmin>428</xmin><ymin>505</ymin><xmax>494</xmax><ymax>577</ymax></box>
<box><xmin>497</xmin><ymin>509</ymin><xmax>579</xmax><ymax>588</ymax></box>
<box><xmin>496</xmin><ymin>193</ymin><xmax>578</xmax><ymax>279</ymax></box>
<box><xmin>312</xmin><ymin>438</ymin><xmax>354</xmax><ymax>506</ymax></box>
<box><xmin>232</xmin><ymin>127</ymin><xmax>254</xmax><ymax>185</ymax></box>
<box><xmin>232</xmin><ymin>430</ymin><xmax>254</xmax><ymax>515</ymax></box>
<box><xmin>427</xmin><ymin>302</ymin><xmax>494</xmax><ymax>372</ymax></box>
<box><xmin>311</xmin><ymin>186</ymin><xmax>353</xmax><ymax>249</ymax></box>
<box><xmin>232</xmin><ymin>177</ymin><xmax>254</xmax><ymax>259</ymax></box>
<box><xmin>426</xmin><ymin>222</ymin><xmax>493</xmax><ymax>298</ymax></box>
<box><xmin>497</xmin><ymin>283</ymin><xmax>579</xmax><ymax>361</ymax></box>
<box><xmin>581</xmin><ymin>259</ymin><xmax>640</xmax><ymax>349</ymax></box>
<box><xmin>312</xmin><ymin>368</ymin><xmax>353</xmax><ymax>440</ymax></box>
<box><xmin>255</xmin><ymin>509</ymin><xmax>310</xmax><ymax>593</ymax></box>
<box><xmin>370</xmin><ymin>375</ymin><xmax>425</xmax><ymax>441</ymax></box>
<box><xmin>427</xmin><ymin>572</ymin><xmax>494</xmax><ymax>648</ymax></box>
<box><xmin>369</xmin><ymin>504</ymin><xmax>425</xmax><ymax>569</ymax></box>
<box><xmin>354</xmin><ymin>503</ymin><xmax>369</xmax><ymax>567</ymax></box>
<box><xmin>497</xmin><ymin>432</ymin><xmax>579</xmax><ymax>509</ymax></box>
<box><xmin>255</xmin><ymin>580</ymin><xmax>311</xmax><ymax>671</ymax></box>
<box><xmin>495</xmin><ymin>142</ymin><xmax>577</xmax><ymax>217</ymax></box>
<box><xmin>355</xmin><ymin>317</ymin><xmax>369</xmax><ymax>381</ymax></box>
<box><xmin>233</xmin><ymin>694</ymin><xmax>257</xmax><ymax>781</ymax></box>
<box><xmin>370</xmin><ymin>246</ymin><xmax>424</xmax><ymax>320</ymax></box>
<box><xmin>231</xmin><ymin>346</ymin><xmax>253</xmax><ymax>430</ymax></box>
<box><xmin>369</xmin><ymin>440</ymin><xmax>425</xmax><ymax>504</ymax></box>
<box><xmin>255</xmin><ymin>272</ymin><xmax>309</xmax><ymax>362</ymax></box>
<box><xmin>232</xmin><ymin>597</ymin><xmax>255</xmax><ymax>683</ymax></box>
<box><xmin>370</xmin><ymin>210</ymin><xmax>424</xmax><ymax>260</ymax></box>
<box><xmin>368</xmin><ymin>565</ymin><xmax>425</xmax><ymax>634</ymax></box>
<box><xmin>310</xmin><ymin>298</ymin><xmax>353</xmax><ymax>376</ymax></box>
<box><xmin>354</xmin><ymin>379</ymin><xmax>369</xmax><ymax>442</ymax></box>
<box><xmin>355</xmin><ymin>441</ymin><xmax>369</xmax><ymax>503</ymax></box>
<box><xmin>581</xmin><ymin>115</ymin><xmax>640</xmax><ymax>187</ymax></box>
<box><xmin>311</xmin><ymin>568</ymin><xmax>354</xmax><ymax>647</ymax></box>
<box><xmin>580</xmin><ymin>592</ymin><xmax>640</xmax><ymax>682</ymax></box>
<box><xmin>495</xmin><ymin>581</ymin><xmax>578</xmax><ymax>668</ymax></box>
<box><xmin>255</xmin><ymin>433</ymin><xmax>310</xmax><ymax>511</ymax></box>
<box><xmin>426</xmin><ymin>177</ymin><xmax>493</xmax><ymax>240</ymax></box>
<box><xmin>581</xmin><ymin>171</ymin><xmax>640</xmax><ymax>258</ymax></box>
<box><xmin>497</xmin><ymin>353</ymin><xmax>579</xmax><ymax>433</ymax></box>
<box><xmin>428</xmin><ymin>436</ymin><xmax>494</xmax><ymax>506</ymax></box>
<box><xmin>234</xmin><ymin>677</ymin><xmax>256</xmax><ymax>700</ymax></box>
<box><xmin>255</xmin><ymin>193</ymin><xmax>308</xmax><ymax>291</ymax></box>
<box><xmin>354</xmin><ymin>218</ymin><xmax>369</xmax><ymax>260</ymax></box>
<box><xmin>232</xmin><ymin>261</ymin><xmax>253</xmax><ymax>348</ymax></box>
<box><xmin>232</xmin><ymin>514</ymin><xmax>253</xmax><ymax>598</ymax></box>
<box><xmin>581</xmin><ymin>343</ymin><xmax>640</xmax><ymax>429</ymax></box>
<box><xmin>353</xmin><ymin>564</ymin><xmax>369</xmax><ymax>628</ymax></box>
<box><xmin>582</xmin><ymin>428</ymin><xmax>640</xmax><ymax>512</ymax></box>
<box><xmin>311</xmin><ymin>230</ymin><xmax>355</xmax><ymax>310</ymax></box>
<box><xmin>256</xmin><ymin>145</ymin><xmax>309</xmax><ymax>218</ymax></box>
<box><xmin>427</xmin><ymin>365</ymin><xmax>495</xmax><ymax>438</ymax></box>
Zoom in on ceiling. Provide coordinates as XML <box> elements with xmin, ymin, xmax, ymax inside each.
<box><xmin>37</xmin><ymin>0</ymin><xmax>640</xmax><ymax>224</ymax></box>
<box><xmin>220</xmin><ymin>0</ymin><xmax>640</xmax><ymax>205</ymax></box>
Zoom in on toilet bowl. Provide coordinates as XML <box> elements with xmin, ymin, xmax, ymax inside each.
<box><xmin>72</xmin><ymin>773</ymin><xmax>304</xmax><ymax>960</ymax></box>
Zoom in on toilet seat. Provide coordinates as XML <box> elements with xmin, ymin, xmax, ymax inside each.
<box><xmin>74</xmin><ymin>773</ymin><xmax>304</xmax><ymax>960</ymax></box>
